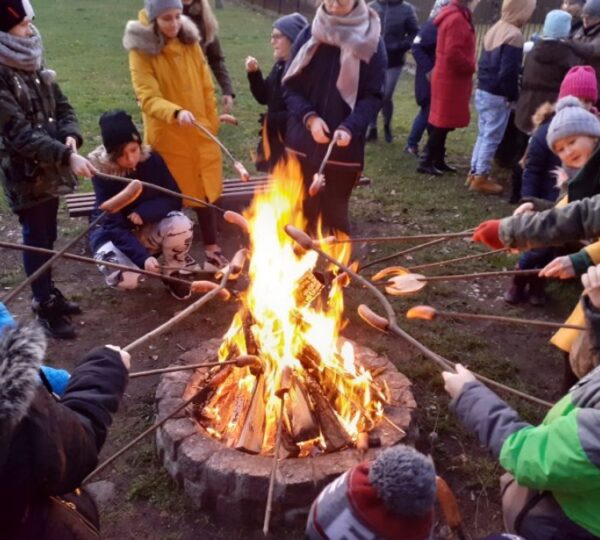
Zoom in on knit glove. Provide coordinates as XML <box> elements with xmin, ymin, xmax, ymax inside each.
<box><xmin>472</xmin><ymin>220</ymin><xmax>503</xmax><ymax>250</ymax></box>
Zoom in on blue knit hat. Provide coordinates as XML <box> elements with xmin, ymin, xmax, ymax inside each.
<box><xmin>543</xmin><ymin>10</ymin><xmax>572</xmax><ymax>39</ymax></box>
<box><xmin>273</xmin><ymin>12</ymin><xmax>308</xmax><ymax>44</ymax></box>
<box><xmin>547</xmin><ymin>96</ymin><xmax>600</xmax><ymax>149</ymax></box>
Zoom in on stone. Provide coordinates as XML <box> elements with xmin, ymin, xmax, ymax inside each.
<box><xmin>156</xmin><ymin>379</ymin><xmax>187</xmax><ymax>401</ymax></box>
<box><xmin>156</xmin><ymin>417</ymin><xmax>197</xmax><ymax>461</ymax></box>
<box><xmin>177</xmin><ymin>433</ymin><xmax>221</xmax><ymax>483</ymax></box>
<box><xmin>156</xmin><ymin>397</ymin><xmax>186</xmax><ymax>421</ymax></box>
<box><xmin>86</xmin><ymin>480</ymin><xmax>116</xmax><ymax>510</ymax></box>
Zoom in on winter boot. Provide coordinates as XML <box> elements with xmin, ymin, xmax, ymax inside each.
<box><xmin>33</xmin><ymin>296</ymin><xmax>76</xmax><ymax>339</ymax></box>
<box><xmin>434</xmin><ymin>158</ymin><xmax>457</xmax><ymax>173</ymax></box>
<box><xmin>503</xmin><ymin>274</ymin><xmax>529</xmax><ymax>304</ymax></box>
<box><xmin>50</xmin><ymin>284</ymin><xmax>82</xmax><ymax>316</ymax></box>
<box><xmin>366</xmin><ymin>126</ymin><xmax>378</xmax><ymax>142</ymax></box>
<box><xmin>528</xmin><ymin>275</ymin><xmax>546</xmax><ymax>306</ymax></box>
<box><xmin>384</xmin><ymin>124</ymin><xmax>393</xmax><ymax>143</ymax></box>
<box><xmin>469</xmin><ymin>174</ymin><xmax>503</xmax><ymax>195</ymax></box>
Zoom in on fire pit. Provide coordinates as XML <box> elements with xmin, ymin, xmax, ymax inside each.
<box><xmin>155</xmin><ymin>161</ymin><xmax>417</xmax><ymax>526</ymax></box>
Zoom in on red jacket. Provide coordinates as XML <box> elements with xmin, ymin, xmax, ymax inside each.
<box><xmin>429</xmin><ymin>1</ymin><xmax>476</xmax><ymax>129</ymax></box>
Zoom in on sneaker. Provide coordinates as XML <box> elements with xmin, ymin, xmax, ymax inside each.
<box><xmin>33</xmin><ymin>296</ymin><xmax>76</xmax><ymax>339</ymax></box>
<box><xmin>384</xmin><ymin>125</ymin><xmax>393</xmax><ymax>144</ymax></box>
<box><xmin>163</xmin><ymin>272</ymin><xmax>192</xmax><ymax>300</ymax></box>
<box><xmin>469</xmin><ymin>175</ymin><xmax>503</xmax><ymax>195</ymax></box>
<box><xmin>404</xmin><ymin>145</ymin><xmax>420</xmax><ymax>159</ymax></box>
<box><xmin>203</xmin><ymin>251</ymin><xmax>229</xmax><ymax>272</ymax></box>
<box><xmin>177</xmin><ymin>254</ymin><xmax>203</xmax><ymax>276</ymax></box>
<box><xmin>366</xmin><ymin>126</ymin><xmax>378</xmax><ymax>142</ymax></box>
<box><xmin>50</xmin><ymin>285</ymin><xmax>82</xmax><ymax>316</ymax></box>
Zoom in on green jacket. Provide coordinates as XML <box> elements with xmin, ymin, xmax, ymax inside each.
<box><xmin>0</xmin><ymin>64</ymin><xmax>82</xmax><ymax>212</ymax></box>
<box><xmin>452</xmin><ymin>299</ymin><xmax>600</xmax><ymax>536</ymax></box>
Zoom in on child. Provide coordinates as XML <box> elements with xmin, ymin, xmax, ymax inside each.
<box><xmin>441</xmin><ymin>265</ymin><xmax>600</xmax><ymax>538</ymax></box>
<box><xmin>305</xmin><ymin>444</ymin><xmax>437</xmax><ymax>540</ymax></box>
<box><xmin>0</xmin><ymin>309</ymin><xmax>129</xmax><ymax>537</ymax></box>
<box><xmin>124</xmin><ymin>0</ymin><xmax>228</xmax><ymax>271</ymax></box>
<box><xmin>467</xmin><ymin>0</ymin><xmax>536</xmax><ymax>195</ymax></box>
<box><xmin>245</xmin><ymin>13</ymin><xmax>308</xmax><ymax>172</ymax></box>
<box><xmin>505</xmin><ymin>67</ymin><xmax>598</xmax><ymax>305</ymax></box>
<box><xmin>88</xmin><ymin>110</ymin><xmax>195</xmax><ymax>300</ymax></box>
<box><xmin>0</xmin><ymin>0</ymin><xmax>96</xmax><ymax>339</ymax></box>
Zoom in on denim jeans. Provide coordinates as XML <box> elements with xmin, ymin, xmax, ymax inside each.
<box><xmin>470</xmin><ymin>89</ymin><xmax>511</xmax><ymax>175</ymax></box>
<box><xmin>407</xmin><ymin>103</ymin><xmax>430</xmax><ymax>148</ymax></box>
<box><xmin>16</xmin><ymin>197</ymin><xmax>59</xmax><ymax>302</ymax></box>
<box><xmin>369</xmin><ymin>65</ymin><xmax>403</xmax><ymax>128</ymax></box>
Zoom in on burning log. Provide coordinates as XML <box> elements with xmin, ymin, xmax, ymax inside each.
<box><xmin>224</xmin><ymin>375</ymin><xmax>260</xmax><ymax>447</ymax></box>
<box><xmin>235</xmin><ymin>374</ymin><xmax>266</xmax><ymax>454</ymax></box>
<box><xmin>242</xmin><ymin>309</ymin><xmax>260</xmax><ymax>356</ymax></box>
<box><xmin>285</xmin><ymin>379</ymin><xmax>319</xmax><ymax>442</ymax></box>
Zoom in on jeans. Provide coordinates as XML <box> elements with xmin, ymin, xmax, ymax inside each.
<box><xmin>369</xmin><ymin>65</ymin><xmax>403</xmax><ymax>128</ymax></box>
<box><xmin>16</xmin><ymin>197</ymin><xmax>59</xmax><ymax>303</ymax></box>
<box><xmin>470</xmin><ymin>89</ymin><xmax>511</xmax><ymax>175</ymax></box>
<box><xmin>407</xmin><ymin>103</ymin><xmax>430</xmax><ymax>148</ymax></box>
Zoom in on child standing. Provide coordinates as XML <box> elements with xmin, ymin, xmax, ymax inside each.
<box><xmin>467</xmin><ymin>0</ymin><xmax>536</xmax><ymax>195</ymax></box>
<box><xmin>88</xmin><ymin>110</ymin><xmax>195</xmax><ymax>300</ymax></box>
<box><xmin>0</xmin><ymin>0</ymin><xmax>96</xmax><ymax>339</ymax></box>
<box><xmin>245</xmin><ymin>13</ymin><xmax>308</xmax><ymax>173</ymax></box>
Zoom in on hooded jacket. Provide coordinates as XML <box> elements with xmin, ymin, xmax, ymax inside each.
<box><xmin>0</xmin><ymin>323</ymin><xmax>128</xmax><ymax>538</ymax></box>
<box><xmin>123</xmin><ymin>10</ymin><xmax>222</xmax><ymax>205</ymax></box>
<box><xmin>87</xmin><ymin>145</ymin><xmax>182</xmax><ymax>268</ymax></box>
<box><xmin>429</xmin><ymin>0</ymin><xmax>476</xmax><ymax>129</ymax></box>
<box><xmin>477</xmin><ymin>0</ymin><xmax>536</xmax><ymax>102</ymax></box>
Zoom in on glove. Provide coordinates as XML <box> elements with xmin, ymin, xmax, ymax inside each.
<box><xmin>442</xmin><ymin>364</ymin><xmax>476</xmax><ymax>400</ymax></box>
<box><xmin>472</xmin><ymin>220</ymin><xmax>503</xmax><ymax>250</ymax></box>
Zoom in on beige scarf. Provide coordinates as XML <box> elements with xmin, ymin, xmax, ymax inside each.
<box><xmin>283</xmin><ymin>0</ymin><xmax>380</xmax><ymax>110</ymax></box>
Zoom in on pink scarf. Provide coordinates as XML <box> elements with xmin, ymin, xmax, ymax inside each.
<box><xmin>283</xmin><ymin>0</ymin><xmax>380</xmax><ymax>110</ymax></box>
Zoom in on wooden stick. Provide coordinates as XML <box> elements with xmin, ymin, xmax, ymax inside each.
<box><xmin>284</xmin><ymin>225</ymin><xmax>553</xmax><ymax>409</ymax></box>
<box><xmin>129</xmin><ymin>355</ymin><xmax>261</xmax><ymax>379</ymax></box>
<box><xmin>324</xmin><ymin>231</ymin><xmax>474</xmax><ymax>245</ymax></box>
<box><xmin>2</xmin><ymin>212</ymin><xmax>106</xmax><ymax>305</ymax></box>
<box><xmin>417</xmin><ymin>268</ymin><xmax>540</xmax><ymax>282</ymax></box>
<box><xmin>0</xmin><ymin>240</ymin><xmax>215</xmax><ymax>287</ymax></box>
<box><xmin>408</xmin><ymin>248</ymin><xmax>509</xmax><ymax>272</ymax></box>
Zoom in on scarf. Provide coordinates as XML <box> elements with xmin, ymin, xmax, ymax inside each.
<box><xmin>0</xmin><ymin>26</ymin><xmax>43</xmax><ymax>72</ymax></box>
<box><xmin>283</xmin><ymin>0</ymin><xmax>380</xmax><ymax>110</ymax></box>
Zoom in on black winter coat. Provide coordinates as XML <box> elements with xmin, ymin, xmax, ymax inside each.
<box><xmin>411</xmin><ymin>19</ymin><xmax>437</xmax><ymax>107</ymax></box>
<box><xmin>571</xmin><ymin>22</ymin><xmax>600</xmax><ymax>95</ymax></box>
<box><xmin>0</xmin><ymin>338</ymin><xmax>128</xmax><ymax>539</ymax></box>
<box><xmin>247</xmin><ymin>61</ymin><xmax>288</xmax><ymax>172</ymax></box>
<box><xmin>0</xmin><ymin>64</ymin><xmax>82</xmax><ymax>212</ymax></box>
<box><xmin>283</xmin><ymin>26</ymin><xmax>387</xmax><ymax>171</ymax></box>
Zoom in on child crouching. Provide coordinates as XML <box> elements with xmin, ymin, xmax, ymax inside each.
<box><xmin>88</xmin><ymin>110</ymin><xmax>196</xmax><ymax>300</ymax></box>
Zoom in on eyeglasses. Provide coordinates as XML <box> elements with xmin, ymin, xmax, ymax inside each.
<box><xmin>271</xmin><ymin>32</ymin><xmax>285</xmax><ymax>41</ymax></box>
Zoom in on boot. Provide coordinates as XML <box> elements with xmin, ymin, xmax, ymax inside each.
<box><xmin>469</xmin><ymin>174</ymin><xmax>503</xmax><ymax>195</ymax></box>
<box><xmin>50</xmin><ymin>284</ymin><xmax>82</xmax><ymax>316</ymax></box>
<box><xmin>528</xmin><ymin>275</ymin><xmax>546</xmax><ymax>306</ymax></box>
<box><xmin>384</xmin><ymin>124</ymin><xmax>393</xmax><ymax>143</ymax></box>
<box><xmin>33</xmin><ymin>296</ymin><xmax>76</xmax><ymax>339</ymax></box>
<box><xmin>366</xmin><ymin>126</ymin><xmax>378</xmax><ymax>142</ymax></box>
<box><xmin>417</xmin><ymin>161</ymin><xmax>443</xmax><ymax>176</ymax></box>
<box><xmin>465</xmin><ymin>173</ymin><xmax>475</xmax><ymax>187</ymax></box>
<box><xmin>503</xmin><ymin>274</ymin><xmax>529</xmax><ymax>304</ymax></box>
<box><xmin>434</xmin><ymin>159</ymin><xmax>457</xmax><ymax>173</ymax></box>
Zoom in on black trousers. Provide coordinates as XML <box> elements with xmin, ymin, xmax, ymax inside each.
<box><xmin>193</xmin><ymin>206</ymin><xmax>217</xmax><ymax>246</ymax></box>
<box><xmin>423</xmin><ymin>126</ymin><xmax>452</xmax><ymax>166</ymax></box>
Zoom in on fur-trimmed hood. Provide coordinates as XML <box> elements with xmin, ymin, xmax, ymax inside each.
<box><xmin>0</xmin><ymin>323</ymin><xmax>46</xmax><ymax>427</ymax></box>
<box><xmin>88</xmin><ymin>144</ymin><xmax>152</xmax><ymax>176</ymax></box>
<box><xmin>123</xmin><ymin>10</ymin><xmax>201</xmax><ymax>56</ymax></box>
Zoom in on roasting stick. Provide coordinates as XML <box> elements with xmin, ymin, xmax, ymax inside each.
<box><xmin>82</xmin><ymin>267</ymin><xmax>232</xmax><ymax>485</ymax></box>
<box><xmin>284</xmin><ymin>225</ymin><xmax>553</xmax><ymax>409</ymax></box>
<box><xmin>416</xmin><ymin>268</ymin><xmax>540</xmax><ymax>282</ymax></box>
<box><xmin>308</xmin><ymin>135</ymin><xmax>339</xmax><ymax>196</ymax></box>
<box><xmin>3</xmin><ymin>181</ymin><xmax>143</xmax><ymax>306</ymax></box>
<box><xmin>129</xmin><ymin>355</ymin><xmax>261</xmax><ymax>379</ymax></box>
<box><xmin>323</xmin><ymin>231</ymin><xmax>474</xmax><ymax>245</ymax></box>
<box><xmin>406</xmin><ymin>305</ymin><xmax>587</xmax><ymax>331</ymax></box>
<box><xmin>408</xmin><ymin>247</ymin><xmax>509</xmax><ymax>272</ymax></box>
<box><xmin>263</xmin><ymin>366</ymin><xmax>293</xmax><ymax>536</ymax></box>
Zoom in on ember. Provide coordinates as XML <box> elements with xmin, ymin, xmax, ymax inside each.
<box><xmin>196</xmin><ymin>159</ymin><xmax>385</xmax><ymax>456</ymax></box>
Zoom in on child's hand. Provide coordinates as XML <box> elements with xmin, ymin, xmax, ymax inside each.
<box><xmin>334</xmin><ymin>129</ymin><xmax>351</xmax><ymax>147</ymax></box>
<box><xmin>582</xmin><ymin>265</ymin><xmax>600</xmax><ymax>309</ymax></box>
<box><xmin>144</xmin><ymin>256</ymin><xmax>160</xmax><ymax>274</ymax></box>
<box><xmin>105</xmin><ymin>345</ymin><xmax>131</xmax><ymax>371</ymax></box>
<box><xmin>128</xmin><ymin>212</ymin><xmax>143</xmax><ymax>226</ymax></box>
<box><xmin>539</xmin><ymin>256</ymin><xmax>575</xmax><ymax>280</ymax></box>
<box><xmin>442</xmin><ymin>364</ymin><xmax>476</xmax><ymax>400</ymax></box>
<box><xmin>307</xmin><ymin>115</ymin><xmax>330</xmax><ymax>144</ymax></box>
<box><xmin>513</xmin><ymin>202</ymin><xmax>535</xmax><ymax>216</ymax></box>
<box><xmin>70</xmin><ymin>154</ymin><xmax>97</xmax><ymax>178</ymax></box>
<box><xmin>245</xmin><ymin>56</ymin><xmax>259</xmax><ymax>72</ymax></box>
<box><xmin>177</xmin><ymin>110</ymin><xmax>196</xmax><ymax>126</ymax></box>
<box><xmin>65</xmin><ymin>136</ymin><xmax>78</xmax><ymax>152</ymax></box>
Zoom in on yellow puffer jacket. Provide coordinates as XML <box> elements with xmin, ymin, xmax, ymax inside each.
<box><xmin>124</xmin><ymin>10</ymin><xmax>222</xmax><ymax>205</ymax></box>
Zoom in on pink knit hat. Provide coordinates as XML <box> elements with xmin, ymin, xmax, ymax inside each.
<box><xmin>559</xmin><ymin>66</ymin><xmax>598</xmax><ymax>104</ymax></box>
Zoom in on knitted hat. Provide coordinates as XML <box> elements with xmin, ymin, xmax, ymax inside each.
<box><xmin>99</xmin><ymin>110</ymin><xmax>142</xmax><ymax>155</ymax></box>
<box><xmin>547</xmin><ymin>96</ymin><xmax>600</xmax><ymax>149</ymax></box>
<box><xmin>559</xmin><ymin>66</ymin><xmax>598</xmax><ymax>103</ymax></box>
<box><xmin>429</xmin><ymin>0</ymin><xmax>451</xmax><ymax>19</ymax></box>
<box><xmin>273</xmin><ymin>12</ymin><xmax>308</xmax><ymax>43</ymax></box>
<box><xmin>543</xmin><ymin>10</ymin><xmax>572</xmax><ymax>39</ymax></box>
<box><xmin>583</xmin><ymin>0</ymin><xmax>600</xmax><ymax>18</ymax></box>
<box><xmin>144</xmin><ymin>0</ymin><xmax>183</xmax><ymax>21</ymax></box>
<box><xmin>0</xmin><ymin>0</ymin><xmax>34</xmax><ymax>33</ymax></box>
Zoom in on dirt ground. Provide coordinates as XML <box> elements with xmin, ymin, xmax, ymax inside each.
<box><xmin>0</xmin><ymin>200</ymin><xmax>571</xmax><ymax>539</ymax></box>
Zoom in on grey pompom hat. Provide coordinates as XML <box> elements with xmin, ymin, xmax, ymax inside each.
<box><xmin>144</xmin><ymin>0</ymin><xmax>183</xmax><ymax>21</ymax></box>
<box><xmin>547</xmin><ymin>96</ymin><xmax>600</xmax><ymax>149</ymax></box>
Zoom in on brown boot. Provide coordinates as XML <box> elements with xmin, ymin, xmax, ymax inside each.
<box><xmin>469</xmin><ymin>174</ymin><xmax>503</xmax><ymax>195</ymax></box>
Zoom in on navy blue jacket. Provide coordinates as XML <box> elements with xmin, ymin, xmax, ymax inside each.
<box><xmin>370</xmin><ymin>0</ymin><xmax>418</xmax><ymax>68</ymax></box>
<box><xmin>521</xmin><ymin>120</ymin><xmax>560</xmax><ymax>201</ymax></box>
<box><xmin>411</xmin><ymin>19</ymin><xmax>437</xmax><ymax>107</ymax></box>
<box><xmin>283</xmin><ymin>26</ymin><xmax>387</xmax><ymax>170</ymax></box>
<box><xmin>477</xmin><ymin>44</ymin><xmax>523</xmax><ymax>102</ymax></box>
<box><xmin>89</xmin><ymin>152</ymin><xmax>182</xmax><ymax>268</ymax></box>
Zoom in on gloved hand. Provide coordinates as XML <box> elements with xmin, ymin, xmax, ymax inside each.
<box><xmin>144</xmin><ymin>256</ymin><xmax>160</xmax><ymax>274</ymax></box>
<box><xmin>442</xmin><ymin>363</ymin><xmax>476</xmax><ymax>400</ymax></box>
<box><xmin>583</xmin><ymin>264</ymin><xmax>600</xmax><ymax>309</ymax></box>
<box><xmin>106</xmin><ymin>345</ymin><xmax>131</xmax><ymax>371</ymax></box>
<box><xmin>472</xmin><ymin>220</ymin><xmax>503</xmax><ymax>250</ymax></box>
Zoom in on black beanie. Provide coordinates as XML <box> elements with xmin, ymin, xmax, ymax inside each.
<box><xmin>0</xmin><ymin>0</ymin><xmax>35</xmax><ymax>33</ymax></box>
<box><xmin>99</xmin><ymin>110</ymin><xmax>142</xmax><ymax>155</ymax></box>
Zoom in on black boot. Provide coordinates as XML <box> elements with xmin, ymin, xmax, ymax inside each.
<box><xmin>33</xmin><ymin>296</ymin><xmax>76</xmax><ymax>339</ymax></box>
<box><xmin>528</xmin><ymin>275</ymin><xmax>546</xmax><ymax>306</ymax></box>
<box><xmin>50</xmin><ymin>284</ymin><xmax>82</xmax><ymax>315</ymax></box>
<box><xmin>366</xmin><ymin>126</ymin><xmax>378</xmax><ymax>142</ymax></box>
<box><xmin>503</xmin><ymin>274</ymin><xmax>528</xmax><ymax>304</ymax></box>
<box><xmin>384</xmin><ymin>124</ymin><xmax>393</xmax><ymax>143</ymax></box>
<box><xmin>434</xmin><ymin>160</ymin><xmax>457</xmax><ymax>173</ymax></box>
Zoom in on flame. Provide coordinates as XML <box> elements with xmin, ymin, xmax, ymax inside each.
<box><xmin>200</xmin><ymin>158</ymin><xmax>384</xmax><ymax>455</ymax></box>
